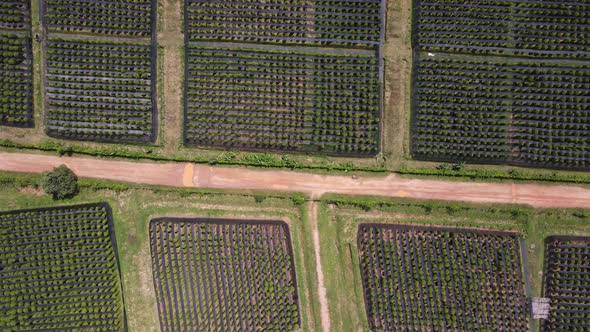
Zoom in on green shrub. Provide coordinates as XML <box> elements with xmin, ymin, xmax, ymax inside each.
<box><xmin>41</xmin><ymin>165</ymin><xmax>78</xmax><ymax>199</ymax></box>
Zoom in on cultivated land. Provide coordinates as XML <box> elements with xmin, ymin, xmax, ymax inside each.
<box><xmin>0</xmin><ymin>0</ymin><xmax>33</xmax><ymax>127</ymax></box>
<box><xmin>0</xmin><ymin>203</ymin><xmax>126</xmax><ymax>331</ymax></box>
<box><xmin>0</xmin><ymin>173</ymin><xmax>321</xmax><ymax>332</ymax></box>
<box><xmin>150</xmin><ymin>218</ymin><xmax>301</xmax><ymax>331</ymax></box>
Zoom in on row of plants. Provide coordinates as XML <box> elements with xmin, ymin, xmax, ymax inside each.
<box><xmin>542</xmin><ymin>236</ymin><xmax>590</xmax><ymax>332</ymax></box>
<box><xmin>0</xmin><ymin>203</ymin><xmax>126</xmax><ymax>331</ymax></box>
<box><xmin>358</xmin><ymin>224</ymin><xmax>529</xmax><ymax>331</ymax></box>
<box><xmin>0</xmin><ymin>32</ymin><xmax>32</xmax><ymax>128</ymax></box>
<box><xmin>0</xmin><ymin>0</ymin><xmax>28</xmax><ymax>30</ymax></box>
<box><xmin>415</xmin><ymin>0</ymin><xmax>590</xmax><ymax>58</ymax></box>
<box><xmin>186</xmin><ymin>0</ymin><xmax>382</xmax><ymax>47</ymax></box>
<box><xmin>185</xmin><ymin>46</ymin><xmax>380</xmax><ymax>155</ymax></box>
<box><xmin>44</xmin><ymin>0</ymin><xmax>153</xmax><ymax>37</ymax></box>
<box><xmin>45</xmin><ymin>37</ymin><xmax>156</xmax><ymax>143</ymax></box>
<box><xmin>412</xmin><ymin>53</ymin><xmax>590</xmax><ymax>169</ymax></box>
<box><xmin>149</xmin><ymin>218</ymin><xmax>300</xmax><ymax>332</ymax></box>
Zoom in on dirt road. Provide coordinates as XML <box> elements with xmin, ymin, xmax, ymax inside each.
<box><xmin>2</xmin><ymin>152</ymin><xmax>590</xmax><ymax>209</ymax></box>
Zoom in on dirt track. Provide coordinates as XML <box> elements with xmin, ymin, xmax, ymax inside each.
<box><xmin>2</xmin><ymin>152</ymin><xmax>590</xmax><ymax>209</ymax></box>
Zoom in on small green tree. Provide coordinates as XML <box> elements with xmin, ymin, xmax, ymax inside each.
<box><xmin>41</xmin><ymin>165</ymin><xmax>78</xmax><ymax>200</ymax></box>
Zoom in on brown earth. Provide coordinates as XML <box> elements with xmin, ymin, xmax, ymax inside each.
<box><xmin>2</xmin><ymin>152</ymin><xmax>590</xmax><ymax>209</ymax></box>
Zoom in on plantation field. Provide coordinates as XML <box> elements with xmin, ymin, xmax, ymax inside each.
<box><xmin>415</xmin><ymin>0</ymin><xmax>590</xmax><ymax>58</ymax></box>
<box><xmin>412</xmin><ymin>54</ymin><xmax>590</xmax><ymax>169</ymax></box>
<box><xmin>0</xmin><ymin>202</ymin><xmax>126</xmax><ymax>331</ymax></box>
<box><xmin>43</xmin><ymin>0</ymin><xmax>154</xmax><ymax>37</ymax></box>
<box><xmin>186</xmin><ymin>0</ymin><xmax>382</xmax><ymax>48</ymax></box>
<box><xmin>44</xmin><ymin>38</ymin><xmax>156</xmax><ymax>143</ymax></box>
<box><xmin>185</xmin><ymin>46</ymin><xmax>380</xmax><ymax>155</ymax></box>
<box><xmin>542</xmin><ymin>236</ymin><xmax>590</xmax><ymax>331</ymax></box>
<box><xmin>0</xmin><ymin>0</ymin><xmax>32</xmax><ymax>128</ymax></box>
<box><xmin>41</xmin><ymin>0</ymin><xmax>157</xmax><ymax>144</ymax></box>
<box><xmin>411</xmin><ymin>0</ymin><xmax>590</xmax><ymax>171</ymax></box>
<box><xmin>150</xmin><ymin>218</ymin><xmax>300</xmax><ymax>331</ymax></box>
<box><xmin>358</xmin><ymin>224</ymin><xmax>528</xmax><ymax>331</ymax></box>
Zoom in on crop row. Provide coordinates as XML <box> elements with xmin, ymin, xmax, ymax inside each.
<box><xmin>0</xmin><ymin>0</ymin><xmax>29</xmax><ymax>30</ymax></box>
<box><xmin>542</xmin><ymin>236</ymin><xmax>590</xmax><ymax>332</ymax></box>
<box><xmin>150</xmin><ymin>218</ymin><xmax>300</xmax><ymax>332</ymax></box>
<box><xmin>0</xmin><ymin>203</ymin><xmax>125</xmax><ymax>332</ymax></box>
<box><xmin>358</xmin><ymin>224</ymin><xmax>528</xmax><ymax>331</ymax></box>
<box><xmin>44</xmin><ymin>0</ymin><xmax>153</xmax><ymax>37</ymax></box>
<box><xmin>411</xmin><ymin>53</ymin><xmax>590</xmax><ymax>170</ymax></box>
<box><xmin>0</xmin><ymin>32</ymin><xmax>32</xmax><ymax>127</ymax></box>
<box><xmin>415</xmin><ymin>0</ymin><xmax>590</xmax><ymax>59</ymax></box>
<box><xmin>186</xmin><ymin>0</ymin><xmax>382</xmax><ymax>48</ymax></box>
<box><xmin>185</xmin><ymin>46</ymin><xmax>380</xmax><ymax>156</ymax></box>
<box><xmin>45</xmin><ymin>38</ymin><xmax>156</xmax><ymax>143</ymax></box>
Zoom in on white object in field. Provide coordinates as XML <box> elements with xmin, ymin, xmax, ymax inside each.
<box><xmin>427</xmin><ymin>53</ymin><xmax>435</xmax><ymax>57</ymax></box>
<box><xmin>531</xmin><ymin>298</ymin><xmax>551</xmax><ymax>319</ymax></box>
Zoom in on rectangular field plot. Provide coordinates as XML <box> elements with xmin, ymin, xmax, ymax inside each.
<box><xmin>186</xmin><ymin>0</ymin><xmax>382</xmax><ymax>48</ymax></box>
<box><xmin>150</xmin><ymin>218</ymin><xmax>301</xmax><ymax>332</ymax></box>
<box><xmin>185</xmin><ymin>46</ymin><xmax>380</xmax><ymax>156</ymax></box>
<box><xmin>0</xmin><ymin>0</ymin><xmax>30</xmax><ymax>30</ymax></box>
<box><xmin>0</xmin><ymin>203</ymin><xmax>126</xmax><ymax>331</ymax></box>
<box><xmin>45</xmin><ymin>38</ymin><xmax>156</xmax><ymax>143</ymax></box>
<box><xmin>43</xmin><ymin>0</ymin><xmax>154</xmax><ymax>37</ymax></box>
<box><xmin>542</xmin><ymin>236</ymin><xmax>590</xmax><ymax>331</ymax></box>
<box><xmin>415</xmin><ymin>0</ymin><xmax>590</xmax><ymax>59</ymax></box>
<box><xmin>358</xmin><ymin>224</ymin><xmax>529</xmax><ymax>331</ymax></box>
<box><xmin>411</xmin><ymin>54</ymin><xmax>590</xmax><ymax>169</ymax></box>
<box><xmin>0</xmin><ymin>32</ymin><xmax>33</xmax><ymax>127</ymax></box>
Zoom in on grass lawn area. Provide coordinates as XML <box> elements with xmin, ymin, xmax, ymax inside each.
<box><xmin>0</xmin><ymin>171</ymin><xmax>320</xmax><ymax>332</ymax></box>
<box><xmin>319</xmin><ymin>195</ymin><xmax>590</xmax><ymax>332</ymax></box>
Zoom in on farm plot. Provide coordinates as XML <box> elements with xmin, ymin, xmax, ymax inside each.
<box><xmin>44</xmin><ymin>37</ymin><xmax>156</xmax><ymax>143</ymax></box>
<box><xmin>358</xmin><ymin>224</ymin><xmax>529</xmax><ymax>331</ymax></box>
<box><xmin>411</xmin><ymin>54</ymin><xmax>590</xmax><ymax>170</ymax></box>
<box><xmin>0</xmin><ymin>32</ymin><xmax>33</xmax><ymax>127</ymax></box>
<box><xmin>150</xmin><ymin>218</ymin><xmax>300</xmax><ymax>332</ymax></box>
<box><xmin>0</xmin><ymin>0</ymin><xmax>29</xmax><ymax>30</ymax></box>
<box><xmin>43</xmin><ymin>0</ymin><xmax>154</xmax><ymax>37</ymax></box>
<box><xmin>542</xmin><ymin>236</ymin><xmax>590</xmax><ymax>332</ymax></box>
<box><xmin>185</xmin><ymin>46</ymin><xmax>380</xmax><ymax>155</ymax></box>
<box><xmin>415</xmin><ymin>0</ymin><xmax>590</xmax><ymax>58</ymax></box>
<box><xmin>0</xmin><ymin>203</ymin><xmax>126</xmax><ymax>331</ymax></box>
<box><xmin>185</xmin><ymin>0</ymin><xmax>382</xmax><ymax>48</ymax></box>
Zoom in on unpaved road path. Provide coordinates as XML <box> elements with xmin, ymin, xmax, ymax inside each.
<box><xmin>308</xmin><ymin>201</ymin><xmax>330</xmax><ymax>332</ymax></box>
<box><xmin>2</xmin><ymin>152</ymin><xmax>590</xmax><ymax>209</ymax></box>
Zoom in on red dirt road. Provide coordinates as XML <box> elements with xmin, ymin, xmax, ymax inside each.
<box><xmin>1</xmin><ymin>152</ymin><xmax>590</xmax><ymax>209</ymax></box>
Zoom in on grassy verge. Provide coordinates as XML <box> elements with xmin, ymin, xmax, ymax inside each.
<box><xmin>318</xmin><ymin>194</ymin><xmax>590</xmax><ymax>331</ymax></box>
<box><xmin>0</xmin><ymin>171</ymin><xmax>320</xmax><ymax>332</ymax></box>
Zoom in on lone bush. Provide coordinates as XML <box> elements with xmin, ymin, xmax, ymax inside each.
<box><xmin>41</xmin><ymin>165</ymin><xmax>78</xmax><ymax>199</ymax></box>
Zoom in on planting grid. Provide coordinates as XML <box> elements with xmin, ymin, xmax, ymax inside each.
<box><xmin>44</xmin><ymin>0</ymin><xmax>152</xmax><ymax>37</ymax></box>
<box><xmin>186</xmin><ymin>47</ymin><xmax>380</xmax><ymax>154</ymax></box>
<box><xmin>358</xmin><ymin>224</ymin><xmax>529</xmax><ymax>331</ymax></box>
<box><xmin>542</xmin><ymin>236</ymin><xmax>590</xmax><ymax>332</ymax></box>
<box><xmin>42</xmin><ymin>0</ymin><xmax>157</xmax><ymax>143</ymax></box>
<box><xmin>0</xmin><ymin>0</ymin><xmax>33</xmax><ymax>128</ymax></box>
<box><xmin>411</xmin><ymin>0</ymin><xmax>590</xmax><ymax>170</ymax></box>
<box><xmin>0</xmin><ymin>203</ymin><xmax>126</xmax><ymax>331</ymax></box>
<box><xmin>185</xmin><ymin>0</ymin><xmax>385</xmax><ymax>156</ymax></box>
<box><xmin>186</xmin><ymin>0</ymin><xmax>381</xmax><ymax>48</ymax></box>
<box><xmin>150</xmin><ymin>218</ymin><xmax>300</xmax><ymax>332</ymax></box>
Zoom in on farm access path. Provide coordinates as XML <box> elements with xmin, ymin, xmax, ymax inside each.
<box><xmin>1</xmin><ymin>152</ymin><xmax>590</xmax><ymax>209</ymax></box>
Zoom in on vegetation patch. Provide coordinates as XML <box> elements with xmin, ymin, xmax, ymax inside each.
<box><xmin>0</xmin><ymin>203</ymin><xmax>126</xmax><ymax>331</ymax></box>
<box><xmin>542</xmin><ymin>236</ymin><xmax>590</xmax><ymax>331</ymax></box>
<box><xmin>150</xmin><ymin>218</ymin><xmax>301</xmax><ymax>332</ymax></box>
